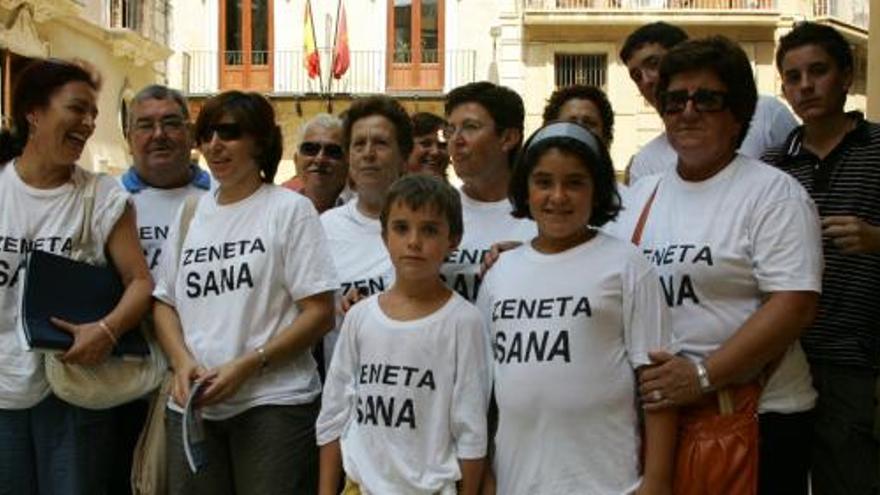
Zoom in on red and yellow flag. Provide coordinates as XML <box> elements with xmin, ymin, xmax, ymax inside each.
<box><xmin>303</xmin><ymin>0</ymin><xmax>320</xmax><ymax>79</ymax></box>
<box><xmin>331</xmin><ymin>1</ymin><xmax>350</xmax><ymax>79</ymax></box>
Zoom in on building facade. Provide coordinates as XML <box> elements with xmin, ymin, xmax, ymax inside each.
<box><xmin>168</xmin><ymin>0</ymin><xmax>870</xmax><ymax>175</ymax></box>
<box><xmin>0</xmin><ymin>0</ymin><xmax>172</xmax><ymax>173</ymax></box>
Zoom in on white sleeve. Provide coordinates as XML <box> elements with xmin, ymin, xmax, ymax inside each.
<box><xmin>93</xmin><ymin>175</ymin><xmax>131</xmax><ymax>248</ymax></box>
<box><xmin>316</xmin><ymin>306</ymin><xmax>361</xmax><ymax>445</ymax></box>
<box><xmin>474</xmin><ymin>271</ymin><xmax>496</xmax><ymax>379</ymax></box>
<box><xmin>277</xmin><ymin>200</ymin><xmax>339</xmax><ymax>301</ymax></box>
<box><xmin>765</xmin><ymin>99</ymin><xmax>799</xmax><ymax>151</ymax></box>
<box><xmin>152</xmin><ymin>202</ymin><xmax>185</xmax><ymax>306</ymax></box>
<box><xmin>750</xmin><ymin>192</ymin><xmax>823</xmax><ymax>293</ymax></box>
<box><xmin>623</xmin><ymin>254</ymin><xmax>673</xmax><ymax>368</ymax></box>
<box><xmin>451</xmin><ymin>307</ymin><xmax>490</xmax><ymax>459</ymax></box>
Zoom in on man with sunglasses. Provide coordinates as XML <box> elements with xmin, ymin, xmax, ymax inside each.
<box><xmin>283</xmin><ymin>113</ymin><xmax>352</xmax><ymax>214</ymax></box>
<box><xmin>115</xmin><ymin>84</ymin><xmax>211</xmax><ymax>495</ymax></box>
<box><xmin>620</xmin><ymin>22</ymin><xmax>797</xmax><ymax>184</ymax></box>
<box><xmin>762</xmin><ymin>23</ymin><xmax>880</xmax><ymax>495</ymax></box>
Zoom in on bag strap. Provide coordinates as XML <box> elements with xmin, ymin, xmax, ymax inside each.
<box><xmin>630</xmin><ymin>179</ymin><xmax>660</xmax><ymax>246</ymax></box>
<box><xmin>73</xmin><ymin>171</ymin><xmax>101</xmax><ymax>258</ymax></box>
<box><xmin>176</xmin><ymin>194</ymin><xmax>200</xmax><ymax>260</ymax></box>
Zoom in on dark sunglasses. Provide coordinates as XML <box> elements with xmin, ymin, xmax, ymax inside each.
<box><xmin>659</xmin><ymin>89</ymin><xmax>729</xmax><ymax>115</ymax></box>
<box><xmin>299</xmin><ymin>141</ymin><xmax>345</xmax><ymax>160</ymax></box>
<box><xmin>198</xmin><ymin>123</ymin><xmax>244</xmax><ymax>143</ymax></box>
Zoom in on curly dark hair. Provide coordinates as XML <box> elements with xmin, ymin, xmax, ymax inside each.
<box><xmin>776</xmin><ymin>22</ymin><xmax>853</xmax><ymax>74</ymax></box>
<box><xmin>542</xmin><ymin>85</ymin><xmax>615</xmax><ymax>144</ymax></box>
<box><xmin>656</xmin><ymin>36</ymin><xmax>757</xmax><ymax>148</ymax></box>
<box><xmin>194</xmin><ymin>91</ymin><xmax>283</xmax><ymax>183</ymax></box>
<box><xmin>445</xmin><ymin>82</ymin><xmax>525</xmax><ymax>167</ymax></box>
<box><xmin>344</xmin><ymin>96</ymin><xmax>414</xmax><ymax>158</ymax></box>
<box><xmin>510</xmin><ymin>123</ymin><xmax>621</xmax><ymax>227</ymax></box>
<box><xmin>619</xmin><ymin>22</ymin><xmax>688</xmax><ymax>63</ymax></box>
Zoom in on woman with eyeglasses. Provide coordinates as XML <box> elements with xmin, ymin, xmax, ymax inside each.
<box><xmin>607</xmin><ymin>37</ymin><xmax>822</xmax><ymax>494</ymax></box>
<box><xmin>0</xmin><ymin>59</ymin><xmax>153</xmax><ymax>494</ymax></box>
<box><xmin>153</xmin><ymin>91</ymin><xmax>338</xmax><ymax>494</ymax></box>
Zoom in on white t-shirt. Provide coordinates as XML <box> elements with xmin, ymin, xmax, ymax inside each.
<box><xmin>477</xmin><ymin>233</ymin><xmax>672</xmax><ymax>495</ymax></box>
<box><xmin>628</xmin><ymin>95</ymin><xmax>799</xmax><ymax>184</ymax></box>
<box><xmin>441</xmin><ymin>189</ymin><xmax>536</xmax><ymax>302</ymax></box>
<box><xmin>607</xmin><ymin>155</ymin><xmax>822</xmax><ymax>413</ymax></box>
<box><xmin>316</xmin><ymin>293</ymin><xmax>490</xmax><ymax>495</ymax></box>
<box><xmin>128</xmin><ymin>184</ymin><xmax>207</xmax><ymax>278</ymax></box>
<box><xmin>320</xmin><ymin>200</ymin><xmax>395</xmax><ymax>366</ymax></box>
<box><xmin>154</xmin><ymin>184</ymin><xmax>339</xmax><ymax>420</ymax></box>
<box><xmin>0</xmin><ymin>162</ymin><xmax>129</xmax><ymax>409</ymax></box>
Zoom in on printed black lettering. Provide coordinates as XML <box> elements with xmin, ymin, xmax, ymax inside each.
<box><xmin>524</xmin><ymin>331</ymin><xmax>548</xmax><ymax>362</ymax></box>
<box><xmin>416</xmin><ymin>370</ymin><xmax>435</xmax><ymax>390</ymax></box>
<box><xmin>693</xmin><ymin>246</ymin><xmax>713</xmax><ymax>266</ymax></box>
<box><xmin>547</xmin><ymin>330</ymin><xmax>571</xmax><ymax>362</ymax></box>
<box><xmin>395</xmin><ymin>399</ymin><xmax>416</xmax><ymax>429</ymax></box>
<box><xmin>183</xmin><ymin>249</ymin><xmax>194</xmax><ymax>266</ymax></box>
<box><xmin>185</xmin><ymin>271</ymin><xmax>201</xmax><ymax>297</ymax></box>
<box><xmin>382</xmin><ymin>364</ymin><xmax>400</xmax><ymax>385</ymax></box>
<box><xmin>572</xmin><ymin>297</ymin><xmax>592</xmax><ymax>317</ymax></box>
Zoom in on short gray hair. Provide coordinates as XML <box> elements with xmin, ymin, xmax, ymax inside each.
<box><xmin>295</xmin><ymin>113</ymin><xmax>343</xmax><ymax>147</ymax></box>
<box><xmin>127</xmin><ymin>84</ymin><xmax>190</xmax><ymax>133</ymax></box>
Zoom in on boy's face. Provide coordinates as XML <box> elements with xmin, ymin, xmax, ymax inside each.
<box><xmin>383</xmin><ymin>201</ymin><xmax>459</xmax><ymax>282</ymax></box>
<box><xmin>780</xmin><ymin>43</ymin><xmax>851</xmax><ymax>124</ymax></box>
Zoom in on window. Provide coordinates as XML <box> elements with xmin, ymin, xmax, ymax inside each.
<box><xmin>387</xmin><ymin>0</ymin><xmax>444</xmax><ymax>91</ymax></box>
<box><xmin>220</xmin><ymin>0</ymin><xmax>273</xmax><ymax>91</ymax></box>
<box><xmin>554</xmin><ymin>54</ymin><xmax>607</xmax><ymax>89</ymax></box>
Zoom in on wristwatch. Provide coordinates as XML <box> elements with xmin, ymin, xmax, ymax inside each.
<box><xmin>694</xmin><ymin>360</ymin><xmax>712</xmax><ymax>393</ymax></box>
<box><xmin>256</xmin><ymin>347</ymin><xmax>270</xmax><ymax>374</ymax></box>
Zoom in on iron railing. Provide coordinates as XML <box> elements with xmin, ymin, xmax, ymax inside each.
<box><xmin>182</xmin><ymin>48</ymin><xmax>477</xmax><ymax>95</ymax></box>
<box><xmin>524</xmin><ymin>0</ymin><xmax>776</xmax><ymax>10</ymax></box>
<box><xmin>112</xmin><ymin>0</ymin><xmax>170</xmax><ymax>45</ymax></box>
<box><xmin>813</xmin><ymin>0</ymin><xmax>869</xmax><ymax>29</ymax></box>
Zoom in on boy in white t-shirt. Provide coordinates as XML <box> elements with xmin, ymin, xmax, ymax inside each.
<box><xmin>317</xmin><ymin>174</ymin><xmax>490</xmax><ymax>495</ymax></box>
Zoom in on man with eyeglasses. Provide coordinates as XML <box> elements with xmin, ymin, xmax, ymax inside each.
<box><xmin>762</xmin><ymin>23</ymin><xmax>880</xmax><ymax>495</ymax></box>
<box><xmin>442</xmin><ymin>82</ymin><xmax>536</xmax><ymax>302</ymax></box>
<box><xmin>283</xmin><ymin>113</ymin><xmax>352</xmax><ymax>213</ymax></box>
<box><xmin>620</xmin><ymin>22</ymin><xmax>797</xmax><ymax>184</ymax></box>
<box><xmin>115</xmin><ymin>84</ymin><xmax>210</xmax><ymax>495</ymax></box>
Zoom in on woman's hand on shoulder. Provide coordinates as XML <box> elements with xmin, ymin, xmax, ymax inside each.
<box><xmin>339</xmin><ymin>287</ymin><xmax>366</xmax><ymax>315</ymax></box>
<box><xmin>480</xmin><ymin>241</ymin><xmax>522</xmax><ymax>276</ymax></box>
<box><xmin>638</xmin><ymin>350</ymin><xmax>702</xmax><ymax>411</ymax></box>
<box><xmin>52</xmin><ymin>317</ymin><xmax>115</xmax><ymax>366</ymax></box>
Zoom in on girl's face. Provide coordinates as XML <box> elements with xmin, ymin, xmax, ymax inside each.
<box><xmin>528</xmin><ymin>147</ymin><xmax>595</xmax><ymax>253</ymax></box>
<box><xmin>199</xmin><ymin>114</ymin><xmax>260</xmax><ymax>188</ymax></box>
<box><xmin>27</xmin><ymin>80</ymin><xmax>97</xmax><ymax>166</ymax></box>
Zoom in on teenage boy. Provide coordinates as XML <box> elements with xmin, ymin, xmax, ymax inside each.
<box><xmin>443</xmin><ymin>82</ymin><xmax>536</xmax><ymax>301</ymax></box>
<box><xmin>762</xmin><ymin>22</ymin><xmax>880</xmax><ymax>495</ymax></box>
<box><xmin>317</xmin><ymin>174</ymin><xmax>489</xmax><ymax>495</ymax></box>
<box><xmin>319</xmin><ymin>96</ymin><xmax>410</xmax><ymax>367</ymax></box>
<box><xmin>620</xmin><ymin>22</ymin><xmax>798</xmax><ymax>184</ymax></box>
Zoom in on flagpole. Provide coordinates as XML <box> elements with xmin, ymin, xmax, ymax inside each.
<box><xmin>327</xmin><ymin>0</ymin><xmax>343</xmax><ymax>112</ymax></box>
<box><xmin>307</xmin><ymin>0</ymin><xmax>324</xmax><ymax>95</ymax></box>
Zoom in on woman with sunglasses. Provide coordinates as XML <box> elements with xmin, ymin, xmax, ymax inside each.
<box><xmin>609</xmin><ymin>36</ymin><xmax>822</xmax><ymax>494</ymax></box>
<box><xmin>153</xmin><ymin>91</ymin><xmax>338</xmax><ymax>494</ymax></box>
<box><xmin>0</xmin><ymin>59</ymin><xmax>153</xmax><ymax>494</ymax></box>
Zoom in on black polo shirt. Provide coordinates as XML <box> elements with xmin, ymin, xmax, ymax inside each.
<box><xmin>762</xmin><ymin>112</ymin><xmax>880</xmax><ymax>370</ymax></box>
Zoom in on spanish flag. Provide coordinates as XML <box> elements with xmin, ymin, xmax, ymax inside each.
<box><xmin>304</xmin><ymin>0</ymin><xmax>320</xmax><ymax>79</ymax></box>
<box><xmin>331</xmin><ymin>1</ymin><xmax>350</xmax><ymax>79</ymax></box>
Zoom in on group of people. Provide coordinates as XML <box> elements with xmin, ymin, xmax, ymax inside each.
<box><xmin>0</xmin><ymin>18</ymin><xmax>877</xmax><ymax>495</ymax></box>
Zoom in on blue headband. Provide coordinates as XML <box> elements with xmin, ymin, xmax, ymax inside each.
<box><xmin>525</xmin><ymin>121</ymin><xmax>602</xmax><ymax>157</ymax></box>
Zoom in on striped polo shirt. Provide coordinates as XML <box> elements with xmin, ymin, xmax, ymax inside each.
<box><xmin>762</xmin><ymin>112</ymin><xmax>880</xmax><ymax>369</ymax></box>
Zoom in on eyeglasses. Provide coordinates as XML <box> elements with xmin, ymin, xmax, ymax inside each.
<box><xmin>659</xmin><ymin>89</ymin><xmax>729</xmax><ymax>115</ymax></box>
<box><xmin>442</xmin><ymin>120</ymin><xmax>486</xmax><ymax>141</ymax></box>
<box><xmin>299</xmin><ymin>141</ymin><xmax>345</xmax><ymax>160</ymax></box>
<box><xmin>132</xmin><ymin>117</ymin><xmax>186</xmax><ymax>136</ymax></box>
<box><xmin>198</xmin><ymin>123</ymin><xmax>243</xmax><ymax>143</ymax></box>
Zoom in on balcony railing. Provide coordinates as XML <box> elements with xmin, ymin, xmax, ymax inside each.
<box><xmin>112</xmin><ymin>0</ymin><xmax>170</xmax><ymax>45</ymax></box>
<box><xmin>813</xmin><ymin>0</ymin><xmax>869</xmax><ymax>29</ymax></box>
<box><xmin>524</xmin><ymin>0</ymin><xmax>776</xmax><ymax>10</ymax></box>
<box><xmin>182</xmin><ymin>49</ymin><xmax>477</xmax><ymax>95</ymax></box>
